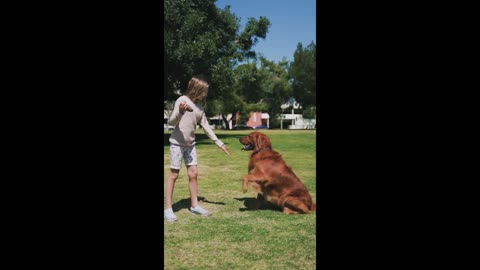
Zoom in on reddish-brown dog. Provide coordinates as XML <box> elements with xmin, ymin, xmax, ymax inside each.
<box><xmin>239</xmin><ymin>132</ymin><xmax>316</xmax><ymax>214</ymax></box>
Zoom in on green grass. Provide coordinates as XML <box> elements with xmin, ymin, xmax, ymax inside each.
<box><xmin>164</xmin><ymin>130</ymin><xmax>317</xmax><ymax>270</ymax></box>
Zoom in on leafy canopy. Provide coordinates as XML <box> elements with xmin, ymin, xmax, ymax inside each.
<box><xmin>164</xmin><ymin>0</ymin><xmax>270</xmax><ymax>102</ymax></box>
<box><xmin>289</xmin><ymin>42</ymin><xmax>316</xmax><ymax>108</ymax></box>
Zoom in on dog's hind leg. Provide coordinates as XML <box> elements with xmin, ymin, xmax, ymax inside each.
<box><xmin>282</xmin><ymin>207</ymin><xmax>300</xmax><ymax>215</ymax></box>
<box><xmin>283</xmin><ymin>197</ymin><xmax>310</xmax><ymax>214</ymax></box>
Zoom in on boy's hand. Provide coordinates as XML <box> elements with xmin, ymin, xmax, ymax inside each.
<box><xmin>179</xmin><ymin>102</ymin><xmax>193</xmax><ymax>113</ymax></box>
<box><xmin>179</xmin><ymin>103</ymin><xmax>188</xmax><ymax>114</ymax></box>
<box><xmin>221</xmin><ymin>144</ymin><xmax>231</xmax><ymax>156</ymax></box>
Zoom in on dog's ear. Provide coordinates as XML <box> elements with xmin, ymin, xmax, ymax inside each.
<box><xmin>255</xmin><ymin>132</ymin><xmax>271</xmax><ymax>150</ymax></box>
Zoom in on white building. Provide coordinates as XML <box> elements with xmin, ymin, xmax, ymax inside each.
<box><xmin>279</xmin><ymin>98</ymin><xmax>316</xmax><ymax>130</ymax></box>
<box><xmin>209</xmin><ymin>114</ymin><xmax>233</xmax><ymax>129</ymax></box>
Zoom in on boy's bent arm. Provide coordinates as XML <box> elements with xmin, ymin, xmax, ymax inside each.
<box><xmin>168</xmin><ymin>99</ymin><xmax>183</xmax><ymax>126</ymax></box>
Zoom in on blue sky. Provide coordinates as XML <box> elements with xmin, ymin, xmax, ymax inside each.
<box><xmin>215</xmin><ymin>0</ymin><xmax>316</xmax><ymax>63</ymax></box>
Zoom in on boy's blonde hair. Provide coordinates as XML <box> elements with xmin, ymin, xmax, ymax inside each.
<box><xmin>184</xmin><ymin>75</ymin><xmax>209</xmax><ymax>103</ymax></box>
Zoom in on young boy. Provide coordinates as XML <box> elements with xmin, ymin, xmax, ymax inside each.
<box><xmin>164</xmin><ymin>75</ymin><xmax>230</xmax><ymax>222</ymax></box>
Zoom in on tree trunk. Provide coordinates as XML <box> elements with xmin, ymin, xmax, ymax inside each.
<box><xmin>222</xmin><ymin>114</ymin><xmax>231</xmax><ymax>130</ymax></box>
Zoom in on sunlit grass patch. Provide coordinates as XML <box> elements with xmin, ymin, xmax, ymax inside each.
<box><xmin>164</xmin><ymin>130</ymin><xmax>316</xmax><ymax>269</ymax></box>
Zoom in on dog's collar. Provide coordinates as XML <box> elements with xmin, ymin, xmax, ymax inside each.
<box><xmin>252</xmin><ymin>147</ymin><xmax>271</xmax><ymax>155</ymax></box>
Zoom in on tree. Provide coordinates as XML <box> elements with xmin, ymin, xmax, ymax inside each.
<box><xmin>289</xmin><ymin>42</ymin><xmax>316</xmax><ymax>108</ymax></box>
<box><xmin>224</xmin><ymin>57</ymin><xmax>292</xmax><ymax>128</ymax></box>
<box><xmin>302</xmin><ymin>106</ymin><xmax>316</xmax><ymax>119</ymax></box>
<box><xmin>257</xmin><ymin>57</ymin><xmax>292</xmax><ymax>128</ymax></box>
<box><xmin>164</xmin><ymin>0</ymin><xmax>270</xmax><ymax>104</ymax></box>
<box><xmin>230</xmin><ymin>61</ymin><xmax>266</xmax><ymax>125</ymax></box>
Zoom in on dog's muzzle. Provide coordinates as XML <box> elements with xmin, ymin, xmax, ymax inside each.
<box><xmin>241</xmin><ymin>143</ymin><xmax>254</xmax><ymax>151</ymax></box>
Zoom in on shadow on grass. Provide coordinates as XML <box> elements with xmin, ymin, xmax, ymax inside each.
<box><xmin>234</xmin><ymin>197</ymin><xmax>282</xmax><ymax>212</ymax></box>
<box><xmin>172</xmin><ymin>196</ymin><xmax>226</xmax><ymax>212</ymax></box>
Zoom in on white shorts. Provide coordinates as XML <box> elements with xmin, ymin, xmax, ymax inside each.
<box><xmin>169</xmin><ymin>144</ymin><xmax>197</xmax><ymax>170</ymax></box>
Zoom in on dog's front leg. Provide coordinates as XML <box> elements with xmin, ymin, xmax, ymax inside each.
<box><xmin>242</xmin><ymin>176</ymin><xmax>249</xmax><ymax>193</ymax></box>
<box><xmin>242</xmin><ymin>173</ymin><xmax>265</xmax><ymax>193</ymax></box>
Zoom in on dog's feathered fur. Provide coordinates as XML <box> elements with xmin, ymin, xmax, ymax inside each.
<box><xmin>239</xmin><ymin>132</ymin><xmax>316</xmax><ymax>214</ymax></box>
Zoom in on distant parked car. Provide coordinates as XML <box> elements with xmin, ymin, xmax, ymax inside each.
<box><xmin>253</xmin><ymin>125</ymin><xmax>268</xmax><ymax>129</ymax></box>
<box><xmin>233</xmin><ymin>124</ymin><xmax>253</xmax><ymax>130</ymax></box>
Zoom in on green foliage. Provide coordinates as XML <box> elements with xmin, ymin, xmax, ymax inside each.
<box><xmin>289</xmin><ymin>42</ymin><xmax>316</xmax><ymax>107</ymax></box>
<box><xmin>237</xmin><ymin>16</ymin><xmax>271</xmax><ymax>59</ymax></box>
<box><xmin>204</xmin><ymin>98</ymin><xmax>224</xmax><ymax>117</ymax></box>
<box><xmin>164</xmin><ymin>0</ymin><xmax>316</xmax><ymax>128</ymax></box>
<box><xmin>257</xmin><ymin>57</ymin><xmax>292</xmax><ymax>123</ymax></box>
<box><xmin>232</xmin><ymin>62</ymin><xmax>262</xmax><ymax>103</ymax></box>
<box><xmin>164</xmin><ymin>0</ymin><xmax>270</xmax><ymax>102</ymax></box>
<box><xmin>221</xmin><ymin>57</ymin><xmax>292</xmax><ymax>127</ymax></box>
<box><xmin>303</xmin><ymin>105</ymin><xmax>316</xmax><ymax>119</ymax></box>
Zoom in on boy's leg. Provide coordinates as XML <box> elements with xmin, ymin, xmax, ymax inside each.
<box><xmin>165</xmin><ymin>144</ymin><xmax>182</xmax><ymax>221</ymax></box>
<box><xmin>186</xmin><ymin>165</ymin><xmax>199</xmax><ymax>208</ymax></box>
<box><xmin>183</xmin><ymin>145</ymin><xmax>209</xmax><ymax>216</ymax></box>
<box><xmin>186</xmin><ymin>165</ymin><xmax>210</xmax><ymax>216</ymax></box>
<box><xmin>182</xmin><ymin>145</ymin><xmax>199</xmax><ymax>208</ymax></box>
<box><xmin>166</xmin><ymin>144</ymin><xmax>182</xmax><ymax>209</ymax></box>
<box><xmin>165</xmin><ymin>169</ymin><xmax>179</xmax><ymax>209</ymax></box>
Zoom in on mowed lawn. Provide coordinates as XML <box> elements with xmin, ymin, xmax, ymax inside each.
<box><xmin>164</xmin><ymin>129</ymin><xmax>317</xmax><ymax>270</ymax></box>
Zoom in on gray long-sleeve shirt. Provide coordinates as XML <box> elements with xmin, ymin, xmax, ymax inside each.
<box><xmin>168</xmin><ymin>95</ymin><xmax>224</xmax><ymax>147</ymax></box>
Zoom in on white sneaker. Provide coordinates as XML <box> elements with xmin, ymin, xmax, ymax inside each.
<box><xmin>164</xmin><ymin>208</ymin><xmax>177</xmax><ymax>222</ymax></box>
<box><xmin>189</xmin><ymin>205</ymin><xmax>211</xmax><ymax>216</ymax></box>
